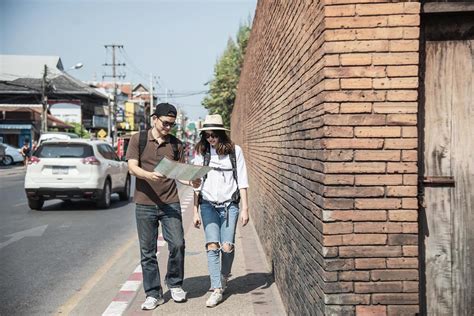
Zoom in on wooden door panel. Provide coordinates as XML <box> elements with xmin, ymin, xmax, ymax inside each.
<box><xmin>424</xmin><ymin>40</ymin><xmax>474</xmax><ymax>315</ymax></box>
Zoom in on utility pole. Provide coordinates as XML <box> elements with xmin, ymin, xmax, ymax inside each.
<box><xmin>149</xmin><ymin>73</ymin><xmax>154</xmax><ymax>129</ymax></box>
<box><xmin>41</xmin><ymin>65</ymin><xmax>49</xmax><ymax>133</ymax></box>
<box><xmin>103</xmin><ymin>44</ymin><xmax>125</xmax><ymax>144</ymax></box>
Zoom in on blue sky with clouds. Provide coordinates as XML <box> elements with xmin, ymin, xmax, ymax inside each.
<box><xmin>0</xmin><ymin>0</ymin><xmax>257</xmax><ymax>120</ymax></box>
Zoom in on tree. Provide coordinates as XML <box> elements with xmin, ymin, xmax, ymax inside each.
<box><xmin>70</xmin><ymin>122</ymin><xmax>90</xmax><ymax>138</ymax></box>
<box><xmin>202</xmin><ymin>22</ymin><xmax>251</xmax><ymax>128</ymax></box>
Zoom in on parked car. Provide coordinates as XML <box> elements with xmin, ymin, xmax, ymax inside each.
<box><xmin>0</xmin><ymin>143</ymin><xmax>24</xmax><ymax>166</ymax></box>
<box><xmin>38</xmin><ymin>132</ymin><xmax>79</xmax><ymax>145</ymax></box>
<box><xmin>24</xmin><ymin>139</ymin><xmax>131</xmax><ymax>210</ymax></box>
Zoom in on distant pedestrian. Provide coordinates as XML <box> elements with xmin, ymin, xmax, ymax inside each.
<box><xmin>31</xmin><ymin>140</ymin><xmax>38</xmax><ymax>153</ymax></box>
<box><xmin>126</xmin><ymin>102</ymin><xmax>200</xmax><ymax>310</ymax></box>
<box><xmin>192</xmin><ymin>114</ymin><xmax>250</xmax><ymax>308</ymax></box>
<box><xmin>19</xmin><ymin>141</ymin><xmax>31</xmax><ymax>166</ymax></box>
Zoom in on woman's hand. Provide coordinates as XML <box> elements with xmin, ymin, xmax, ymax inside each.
<box><xmin>193</xmin><ymin>208</ymin><xmax>201</xmax><ymax>228</ymax></box>
<box><xmin>240</xmin><ymin>207</ymin><xmax>249</xmax><ymax>226</ymax></box>
<box><xmin>190</xmin><ymin>178</ymin><xmax>201</xmax><ymax>188</ymax></box>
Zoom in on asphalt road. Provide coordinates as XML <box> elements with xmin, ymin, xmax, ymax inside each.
<box><xmin>0</xmin><ymin>167</ymin><xmax>137</xmax><ymax>315</ymax></box>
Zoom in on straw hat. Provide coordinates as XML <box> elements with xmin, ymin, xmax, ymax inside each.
<box><xmin>199</xmin><ymin>114</ymin><xmax>230</xmax><ymax>131</ymax></box>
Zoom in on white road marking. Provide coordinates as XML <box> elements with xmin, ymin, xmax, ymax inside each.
<box><xmin>119</xmin><ymin>280</ymin><xmax>141</xmax><ymax>292</ymax></box>
<box><xmin>0</xmin><ymin>225</ymin><xmax>48</xmax><ymax>250</ymax></box>
<box><xmin>102</xmin><ymin>301</ymin><xmax>128</xmax><ymax>316</ymax></box>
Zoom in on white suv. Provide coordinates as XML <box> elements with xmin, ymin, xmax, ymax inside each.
<box><xmin>24</xmin><ymin>139</ymin><xmax>130</xmax><ymax>210</ymax></box>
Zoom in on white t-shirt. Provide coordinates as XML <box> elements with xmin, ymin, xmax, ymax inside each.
<box><xmin>193</xmin><ymin>144</ymin><xmax>249</xmax><ymax>203</ymax></box>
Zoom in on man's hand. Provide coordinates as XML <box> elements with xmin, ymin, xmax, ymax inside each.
<box><xmin>190</xmin><ymin>178</ymin><xmax>202</xmax><ymax>188</ymax></box>
<box><xmin>240</xmin><ymin>207</ymin><xmax>249</xmax><ymax>226</ymax></box>
<box><xmin>146</xmin><ymin>171</ymin><xmax>164</xmax><ymax>181</ymax></box>
<box><xmin>193</xmin><ymin>209</ymin><xmax>201</xmax><ymax>228</ymax></box>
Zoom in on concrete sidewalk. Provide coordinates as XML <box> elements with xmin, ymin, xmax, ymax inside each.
<box><xmin>124</xmin><ymin>186</ymin><xmax>286</xmax><ymax>316</ymax></box>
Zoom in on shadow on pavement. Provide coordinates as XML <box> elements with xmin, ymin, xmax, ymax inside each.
<box><xmin>38</xmin><ymin>197</ymin><xmax>132</xmax><ymax>212</ymax></box>
<box><xmin>164</xmin><ymin>272</ymin><xmax>275</xmax><ymax>303</ymax></box>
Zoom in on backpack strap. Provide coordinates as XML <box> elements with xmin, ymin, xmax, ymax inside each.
<box><xmin>168</xmin><ymin>135</ymin><xmax>181</xmax><ymax>161</ymax></box>
<box><xmin>138</xmin><ymin>130</ymin><xmax>148</xmax><ymax>167</ymax></box>
<box><xmin>139</xmin><ymin>130</ymin><xmax>181</xmax><ymax>166</ymax></box>
<box><xmin>198</xmin><ymin>145</ymin><xmax>240</xmax><ymax>204</ymax></box>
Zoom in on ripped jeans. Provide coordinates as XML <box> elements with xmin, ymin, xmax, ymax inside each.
<box><xmin>200</xmin><ymin>200</ymin><xmax>240</xmax><ymax>290</ymax></box>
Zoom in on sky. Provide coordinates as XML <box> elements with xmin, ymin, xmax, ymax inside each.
<box><xmin>0</xmin><ymin>0</ymin><xmax>257</xmax><ymax>121</ymax></box>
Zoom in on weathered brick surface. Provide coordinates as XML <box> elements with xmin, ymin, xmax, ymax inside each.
<box><xmin>231</xmin><ymin>0</ymin><xmax>420</xmax><ymax>314</ymax></box>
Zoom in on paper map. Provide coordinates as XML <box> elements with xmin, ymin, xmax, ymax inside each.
<box><xmin>154</xmin><ymin>157</ymin><xmax>212</xmax><ymax>181</ymax></box>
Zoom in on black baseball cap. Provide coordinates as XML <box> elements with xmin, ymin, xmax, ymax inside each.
<box><xmin>150</xmin><ymin>102</ymin><xmax>177</xmax><ymax>117</ymax></box>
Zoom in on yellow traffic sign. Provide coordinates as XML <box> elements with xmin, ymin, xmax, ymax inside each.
<box><xmin>97</xmin><ymin>129</ymin><xmax>107</xmax><ymax>138</ymax></box>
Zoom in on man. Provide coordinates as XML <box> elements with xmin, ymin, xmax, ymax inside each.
<box><xmin>126</xmin><ymin>102</ymin><xmax>198</xmax><ymax>310</ymax></box>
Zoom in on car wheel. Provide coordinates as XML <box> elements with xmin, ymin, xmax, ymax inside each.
<box><xmin>2</xmin><ymin>155</ymin><xmax>13</xmax><ymax>166</ymax></box>
<box><xmin>119</xmin><ymin>175</ymin><xmax>131</xmax><ymax>201</ymax></box>
<box><xmin>28</xmin><ymin>198</ymin><xmax>44</xmax><ymax>210</ymax></box>
<box><xmin>97</xmin><ymin>179</ymin><xmax>111</xmax><ymax>209</ymax></box>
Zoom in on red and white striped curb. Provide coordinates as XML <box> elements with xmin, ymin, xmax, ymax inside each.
<box><xmin>102</xmin><ymin>192</ymin><xmax>194</xmax><ymax>316</ymax></box>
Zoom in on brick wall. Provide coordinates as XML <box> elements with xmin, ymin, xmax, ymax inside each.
<box><xmin>231</xmin><ymin>1</ymin><xmax>421</xmax><ymax>314</ymax></box>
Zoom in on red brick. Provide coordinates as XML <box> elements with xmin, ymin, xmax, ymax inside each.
<box><xmin>324</xmin><ymin>186</ymin><xmax>384</xmax><ymax>197</ymax></box>
<box><xmin>341</xmin><ymin>78</ymin><xmax>372</xmax><ymax>89</ymax></box>
<box><xmin>387</xmin><ymin>114</ymin><xmax>417</xmax><ymax>125</ymax></box>
<box><xmin>324</xmin><ymin>174</ymin><xmax>355</xmax><ymax>185</ymax></box>
<box><xmin>388</xmin><ymin>234</ymin><xmax>418</xmax><ymax>245</ymax></box>
<box><xmin>402</xmin><ymin>198</ymin><xmax>418</xmax><ymax>208</ymax></box>
<box><xmin>325</xmin><ymin>114</ymin><xmax>386</xmax><ymax>126</ymax></box>
<box><xmin>373</xmin><ymin>53</ymin><xmax>418</xmax><ymax>65</ymax></box>
<box><xmin>387</xmin><ymin>258</ymin><xmax>418</xmax><ymax>269</ymax></box>
<box><xmin>387</xmin><ymin>305</ymin><xmax>419</xmax><ymax>315</ymax></box>
<box><xmin>371</xmin><ymin>269</ymin><xmax>419</xmax><ymax>281</ymax></box>
<box><xmin>390</xmin><ymin>40</ymin><xmax>419</xmax><ymax>52</ymax></box>
<box><xmin>386</xmin><ymin>65</ymin><xmax>418</xmax><ymax>77</ymax></box>
<box><xmin>374</xmin><ymin>102</ymin><xmax>417</xmax><ymax>114</ymax></box>
<box><xmin>355</xmin><ymin>174</ymin><xmax>403</xmax><ymax>186</ymax></box>
<box><xmin>387</xmin><ymin>162</ymin><xmax>417</xmax><ymax>173</ymax></box>
<box><xmin>326</xmin><ymin>162</ymin><xmax>386</xmax><ymax>173</ymax></box>
<box><xmin>373</xmin><ymin>78</ymin><xmax>418</xmax><ymax>89</ymax></box>
<box><xmin>403</xmin><ymin>281</ymin><xmax>419</xmax><ymax>292</ymax></box>
<box><xmin>402</xmin><ymin>126</ymin><xmax>417</xmax><ymax>137</ymax></box>
<box><xmin>355</xmin><ymin>198</ymin><xmax>401</xmax><ymax>210</ymax></box>
<box><xmin>403</xmin><ymin>245</ymin><xmax>418</xmax><ymax>257</ymax></box>
<box><xmin>355</xmin><ymin>150</ymin><xmax>400</xmax><ymax>161</ymax></box>
<box><xmin>323</xmin><ymin>210</ymin><xmax>387</xmax><ymax>222</ymax></box>
<box><xmin>388</xmin><ymin>15</ymin><xmax>420</xmax><ymax>27</ymax></box>
<box><xmin>325</xmin><ymin>4</ymin><xmax>356</xmax><ymax>17</ymax></box>
<box><xmin>403</xmin><ymin>174</ymin><xmax>418</xmax><ymax>185</ymax></box>
<box><xmin>387</xmin><ymin>186</ymin><xmax>417</xmax><ymax>197</ymax></box>
<box><xmin>323</xmin><ymin>222</ymin><xmax>354</xmax><ymax>234</ymax></box>
<box><xmin>340</xmin><ymin>102</ymin><xmax>372</xmax><ymax>113</ymax></box>
<box><xmin>356</xmin><ymin>306</ymin><xmax>387</xmax><ymax>316</ymax></box>
<box><xmin>356</xmin><ymin>3</ymin><xmax>405</xmax><ymax>16</ymax></box>
<box><xmin>323</xmin><ymin>126</ymin><xmax>354</xmax><ymax>137</ymax></box>
<box><xmin>354</xmin><ymin>222</ymin><xmax>402</xmax><ymax>233</ymax></box>
<box><xmin>373</xmin><ymin>293</ymin><xmax>419</xmax><ymax>304</ymax></box>
<box><xmin>389</xmin><ymin>210</ymin><xmax>417</xmax><ymax>221</ymax></box>
<box><xmin>402</xmin><ymin>222</ymin><xmax>418</xmax><ymax>233</ymax></box>
<box><xmin>340</xmin><ymin>246</ymin><xmax>402</xmax><ymax>258</ymax></box>
<box><xmin>323</xmin><ymin>139</ymin><xmax>384</xmax><ymax>149</ymax></box>
<box><xmin>355</xmin><ymin>127</ymin><xmax>401</xmax><ymax>137</ymax></box>
<box><xmin>387</xmin><ymin>90</ymin><xmax>418</xmax><ymax>102</ymax></box>
<box><xmin>340</xmin><ymin>54</ymin><xmax>372</xmax><ymax>66</ymax></box>
<box><xmin>355</xmin><ymin>258</ymin><xmax>386</xmax><ymax>269</ymax></box>
<box><xmin>340</xmin><ymin>271</ymin><xmax>370</xmax><ymax>281</ymax></box>
<box><xmin>342</xmin><ymin>233</ymin><xmax>387</xmax><ymax>245</ymax></box>
<box><xmin>324</xmin><ymin>293</ymin><xmax>371</xmax><ymax>305</ymax></box>
<box><xmin>402</xmin><ymin>150</ymin><xmax>418</xmax><ymax>161</ymax></box>
<box><xmin>355</xmin><ymin>281</ymin><xmax>403</xmax><ymax>293</ymax></box>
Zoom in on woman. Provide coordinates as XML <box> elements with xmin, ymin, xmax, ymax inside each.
<box><xmin>192</xmin><ymin>114</ymin><xmax>249</xmax><ymax>308</ymax></box>
<box><xmin>20</xmin><ymin>141</ymin><xmax>30</xmax><ymax>166</ymax></box>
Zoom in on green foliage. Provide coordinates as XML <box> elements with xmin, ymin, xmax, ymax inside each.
<box><xmin>202</xmin><ymin>21</ymin><xmax>251</xmax><ymax>128</ymax></box>
<box><xmin>70</xmin><ymin>122</ymin><xmax>90</xmax><ymax>138</ymax></box>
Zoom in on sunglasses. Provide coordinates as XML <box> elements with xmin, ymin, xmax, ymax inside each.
<box><xmin>204</xmin><ymin>132</ymin><xmax>218</xmax><ymax>139</ymax></box>
<box><xmin>158</xmin><ymin>117</ymin><xmax>176</xmax><ymax>128</ymax></box>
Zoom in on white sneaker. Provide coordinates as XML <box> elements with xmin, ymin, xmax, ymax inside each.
<box><xmin>141</xmin><ymin>296</ymin><xmax>164</xmax><ymax>310</ymax></box>
<box><xmin>170</xmin><ymin>287</ymin><xmax>187</xmax><ymax>302</ymax></box>
<box><xmin>206</xmin><ymin>289</ymin><xmax>223</xmax><ymax>308</ymax></box>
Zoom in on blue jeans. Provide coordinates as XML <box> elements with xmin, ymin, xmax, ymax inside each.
<box><xmin>135</xmin><ymin>203</ymin><xmax>185</xmax><ymax>298</ymax></box>
<box><xmin>200</xmin><ymin>200</ymin><xmax>240</xmax><ymax>289</ymax></box>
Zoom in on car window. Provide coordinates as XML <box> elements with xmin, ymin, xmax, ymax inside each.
<box><xmin>36</xmin><ymin>143</ymin><xmax>93</xmax><ymax>158</ymax></box>
<box><xmin>105</xmin><ymin>145</ymin><xmax>120</xmax><ymax>161</ymax></box>
<box><xmin>97</xmin><ymin>144</ymin><xmax>111</xmax><ymax>160</ymax></box>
